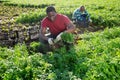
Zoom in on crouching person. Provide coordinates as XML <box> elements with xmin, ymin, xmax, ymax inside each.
<box><xmin>72</xmin><ymin>6</ymin><xmax>92</xmax><ymax>28</ymax></box>
<box><xmin>39</xmin><ymin>6</ymin><xmax>75</xmax><ymax>51</ymax></box>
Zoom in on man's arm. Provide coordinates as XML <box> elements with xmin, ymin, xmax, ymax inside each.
<box><xmin>40</xmin><ymin>27</ymin><xmax>49</xmax><ymax>41</ymax></box>
<box><xmin>72</xmin><ymin>9</ymin><xmax>80</xmax><ymax>23</ymax></box>
<box><xmin>65</xmin><ymin>22</ymin><xmax>76</xmax><ymax>33</ymax></box>
<box><xmin>55</xmin><ymin>22</ymin><xmax>75</xmax><ymax>42</ymax></box>
<box><xmin>72</xmin><ymin>11</ymin><xmax>77</xmax><ymax>21</ymax></box>
<box><xmin>84</xmin><ymin>10</ymin><xmax>90</xmax><ymax>19</ymax></box>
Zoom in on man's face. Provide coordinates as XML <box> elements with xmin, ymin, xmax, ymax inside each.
<box><xmin>80</xmin><ymin>6</ymin><xmax>85</xmax><ymax>12</ymax></box>
<box><xmin>47</xmin><ymin>11</ymin><xmax>56</xmax><ymax>21</ymax></box>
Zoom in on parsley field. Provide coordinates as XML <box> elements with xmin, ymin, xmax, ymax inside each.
<box><xmin>0</xmin><ymin>0</ymin><xmax>120</xmax><ymax>80</ymax></box>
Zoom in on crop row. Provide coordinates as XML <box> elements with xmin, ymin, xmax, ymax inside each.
<box><xmin>12</xmin><ymin>0</ymin><xmax>120</xmax><ymax>27</ymax></box>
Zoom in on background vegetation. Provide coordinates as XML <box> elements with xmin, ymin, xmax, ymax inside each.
<box><xmin>1</xmin><ymin>0</ymin><xmax>120</xmax><ymax>27</ymax></box>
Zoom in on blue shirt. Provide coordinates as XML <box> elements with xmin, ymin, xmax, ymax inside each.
<box><xmin>72</xmin><ymin>8</ymin><xmax>90</xmax><ymax>21</ymax></box>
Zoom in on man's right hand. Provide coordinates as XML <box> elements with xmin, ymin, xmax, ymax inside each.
<box><xmin>48</xmin><ymin>38</ymin><xmax>54</xmax><ymax>45</ymax></box>
<box><xmin>55</xmin><ymin>32</ymin><xmax>63</xmax><ymax>42</ymax></box>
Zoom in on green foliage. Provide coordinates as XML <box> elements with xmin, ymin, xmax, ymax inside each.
<box><xmin>29</xmin><ymin>41</ymin><xmax>41</xmax><ymax>53</ymax></box>
<box><xmin>61</xmin><ymin>32</ymin><xmax>74</xmax><ymax>43</ymax></box>
<box><xmin>0</xmin><ymin>43</ymin><xmax>53</xmax><ymax>80</ymax></box>
<box><xmin>101</xmin><ymin>27</ymin><xmax>120</xmax><ymax>39</ymax></box>
<box><xmin>29</xmin><ymin>41</ymin><xmax>52</xmax><ymax>54</ymax></box>
<box><xmin>0</xmin><ymin>26</ymin><xmax>120</xmax><ymax>80</ymax></box>
<box><xmin>75</xmin><ymin>27</ymin><xmax>120</xmax><ymax>79</ymax></box>
<box><xmin>84</xmin><ymin>52</ymin><xmax>120</xmax><ymax>80</ymax></box>
<box><xmin>16</xmin><ymin>11</ymin><xmax>45</xmax><ymax>24</ymax></box>
<box><xmin>0</xmin><ymin>0</ymin><xmax>120</xmax><ymax>79</ymax></box>
<box><xmin>2</xmin><ymin>0</ymin><xmax>119</xmax><ymax>27</ymax></box>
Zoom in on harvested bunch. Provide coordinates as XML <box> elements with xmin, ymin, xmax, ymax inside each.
<box><xmin>61</xmin><ymin>32</ymin><xmax>74</xmax><ymax>43</ymax></box>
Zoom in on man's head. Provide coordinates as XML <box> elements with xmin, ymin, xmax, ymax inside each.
<box><xmin>80</xmin><ymin>6</ymin><xmax>85</xmax><ymax>12</ymax></box>
<box><xmin>46</xmin><ymin>6</ymin><xmax>57</xmax><ymax>21</ymax></box>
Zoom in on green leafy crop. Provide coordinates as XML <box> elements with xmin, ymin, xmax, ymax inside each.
<box><xmin>61</xmin><ymin>33</ymin><xmax>74</xmax><ymax>43</ymax></box>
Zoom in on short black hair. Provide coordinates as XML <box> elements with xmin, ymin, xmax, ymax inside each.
<box><xmin>46</xmin><ymin>6</ymin><xmax>56</xmax><ymax>14</ymax></box>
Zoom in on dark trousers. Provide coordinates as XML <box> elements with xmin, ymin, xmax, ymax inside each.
<box><xmin>39</xmin><ymin>33</ymin><xmax>56</xmax><ymax>44</ymax></box>
<box><xmin>76</xmin><ymin>17</ymin><xmax>90</xmax><ymax>27</ymax></box>
<box><xmin>39</xmin><ymin>33</ymin><xmax>57</xmax><ymax>53</ymax></box>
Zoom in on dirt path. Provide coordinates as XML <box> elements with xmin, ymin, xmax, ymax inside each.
<box><xmin>76</xmin><ymin>25</ymin><xmax>105</xmax><ymax>34</ymax></box>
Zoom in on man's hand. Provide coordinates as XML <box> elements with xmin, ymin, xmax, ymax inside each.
<box><xmin>48</xmin><ymin>38</ymin><xmax>54</xmax><ymax>45</ymax></box>
<box><xmin>55</xmin><ymin>32</ymin><xmax>63</xmax><ymax>42</ymax></box>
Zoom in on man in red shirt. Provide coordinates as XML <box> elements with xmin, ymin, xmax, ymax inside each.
<box><xmin>40</xmin><ymin>6</ymin><xmax>75</xmax><ymax>45</ymax></box>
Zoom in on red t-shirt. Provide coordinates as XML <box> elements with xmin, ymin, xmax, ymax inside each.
<box><xmin>41</xmin><ymin>14</ymin><xmax>71</xmax><ymax>36</ymax></box>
